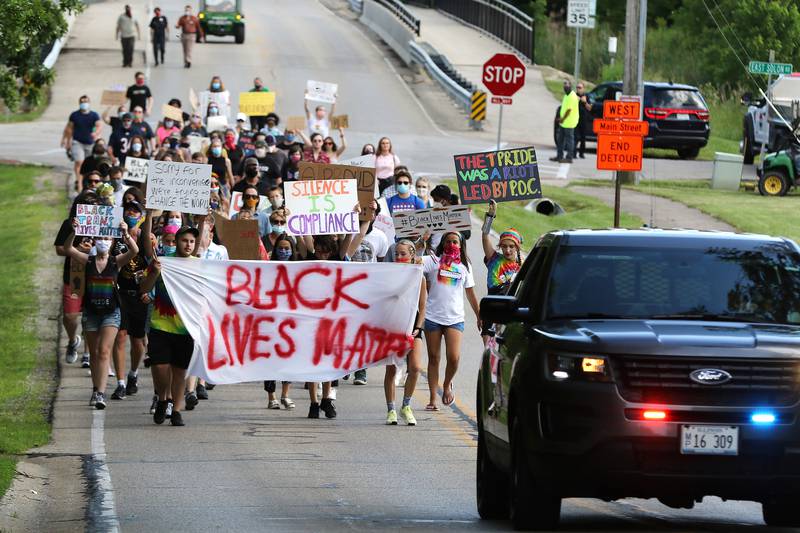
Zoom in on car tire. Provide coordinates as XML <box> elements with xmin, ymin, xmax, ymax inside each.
<box><xmin>758</xmin><ymin>170</ymin><xmax>789</xmax><ymax>197</ymax></box>
<box><xmin>763</xmin><ymin>501</ymin><xmax>800</xmax><ymax>527</ymax></box>
<box><xmin>234</xmin><ymin>25</ymin><xmax>245</xmax><ymax>44</ymax></box>
<box><xmin>677</xmin><ymin>147</ymin><xmax>700</xmax><ymax>159</ymax></box>
<box><xmin>509</xmin><ymin>421</ymin><xmax>561</xmax><ymax>531</ymax></box>
<box><xmin>476</xmin><ymin>378</ymin><xmax>508</xmax><ymax>520</ymax></box>
<box><xmin>742</xmin><ymin>122</ymin><xmax>755</xmax><ymax>165</ymax></box>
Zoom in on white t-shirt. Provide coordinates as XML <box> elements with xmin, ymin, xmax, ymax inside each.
<box><xmin>422</xmin><ymin>255</ymin><xmax>475</xmax><ymax>325</ymax></box>
<box><xmin>365</xmin><ymin>229</ymin><xmax>389</xmax><ymax>260</ymax></box>
<box><xmin>307</xmin><ymin>116</ymin><xmax>330</xmax><ymax>138</ymax></box>
<box><xmin>202</xmin><ymin>242</ymin><xmax>229</xmax><ymax>261</ymax></box>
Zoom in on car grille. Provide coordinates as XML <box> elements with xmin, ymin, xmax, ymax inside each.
<box><xmin>613</xmin><ymin>356</ymin><xmax>800</xmax><ymax>406</ymax></box>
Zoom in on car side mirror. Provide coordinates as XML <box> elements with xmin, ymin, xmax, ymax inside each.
<box><xmin>480</xmin><ymin>296</ymin><xmax>530</xmax><ymax>324</ymax></box>
<box><xmin>741</xmin><ymin>92</ymin><xmax>753</xmax><ymax>105</ymax></box>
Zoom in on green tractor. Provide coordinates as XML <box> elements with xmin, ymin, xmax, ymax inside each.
<box><xmin>757</xmin><ymin>132</ymin><xmax>800</xmax><ymax>196</ymax></box>
<box><xmin>198</xmin><ymin>0</ymin><xmax>245</xmax><ymax>44</ymax></box>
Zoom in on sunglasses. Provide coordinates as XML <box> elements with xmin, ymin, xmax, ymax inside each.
<box><xmin>88</xmin><ymin>179</ymin><xmax>101</xmax><ymax>184</ymax></box>
<box><xmin>243</xmin><ymin>194</ymin><xmax>259</xmax><ymax>199</ymax></box>
<box><xmin>324</xmin><ymin>142</ymin><xmax>333</xmax><ymax>145</ymax></box>
<box><xmin>396</xmin><ymin>181</ymin><xmax>411</xmax><ymax>186</ymax></box>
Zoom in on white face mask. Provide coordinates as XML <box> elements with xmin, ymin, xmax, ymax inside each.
<box><xmin>255</xmin><ymin>148</ymin><xmax>267</xmax><ymax>158</ymax></box>
<box><xmin>168</xmin><ymin>217</ymin><xmax>182</xmax><ymax>227</ymax></box>
<box><xmin>94</xmin><ymin>240</ymin><xmax>111</xmax><ymax>253</ymax></box>
<box><xmin>270</xmin><ymin>197</ymin><xmax>283</xmax><ymax>209</ymax></box>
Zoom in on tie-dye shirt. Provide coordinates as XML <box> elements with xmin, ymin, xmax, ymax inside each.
<box><xmin>484</xmin><ymin>252</ymin><xmax>520</xmax><ymax>293</ymax></box>
<box><xmin>422</xmin><ymin>255</ymin><xmax>475</xmax><ymax>325</ymax></box>
<box><xmin>149</xmin><ymin>254</ymin><xmax>190</xmax><ymax>335</ymax></box>
<box><xmin>84</xmin><ymin>256</ymin><xmax>119</xmax><ymax>315</ymax></box>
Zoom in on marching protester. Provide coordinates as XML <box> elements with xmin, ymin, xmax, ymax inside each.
<box><xmin>207</xmin><ymin>137</ymin><xmax>235</xmax><ymax>188</ymax></box>
<box><xmin>61</xmin><ymin>95</ymin><xmax>103</xmax><ymax>193</ymax></box>
<box><xmin>116</xmin><ymin>4</ymin><xmax>141</xmax><ymax>68</ymax></box>
<box><xmin>415</xmin><ymin>176</ymin><xmax>433</xmax><ymax>207</ymax></box>
<box><xmin>361</xmin><ymin>144</ymin><xmax>375</xmax><ymax>156</ymax></box>
<box><xmin>126</xmin><ymin>72</ymin><xmax>153</xmax><ymax>116</ymax></box>
<box><xmin>299</xmin><ymin>132</ymin><xmax>331</xmax><ymax>164</ymax></box>
<box><xmin>321</xmin><ymin>128</ymin><xmax>347</xmax><ymax>163</ymax></box>
<box><xmin>131</xmin><ymin>107</ymin><xmax>156</xmax><ymax>152</ymax></box>
<box><xmin>156</xmin><ymin>115</ymin><xmax>180</xmax><ymax>145</ymax></box>
<box><xmin>481</xmin><ymin>200</ymin><xmax>523</xmax><ymax>295</ymax></box>
<box><xmin>386</xmin><ymin>169</ymin><xmax>425</xmax><ymax>215</ymax></box>
<box><xmin>176</xmin><ymin>4</ymin><xmax>204</xmax><ymax>68</ymax></box>
<box><xmin>261</xmin><ymin>113</ymin><xmax>282</xmax><ymax>138</ymax></box>
<box><xmin>149</xmin><ymin>7</ymin><xmax>168</xmax><ymax>67</ymax></box>
<box><xmin>375</xmin><ymin>137</ymin><xmax>399</xmax><ymax>195</ymax></box>
<box><xmin>108</xmin><ymin>112</ymin><xmax>135</xmax><ymax>165</ymax></box>
<box><xmin>249</xmin><ymin>78</ymin><xmax>271</xmax><ymax>131</ymax></box>
<box><xmin>304</xmin><ymin>91</ymin><xmax>335</xmax><ymax>137</ymax></box>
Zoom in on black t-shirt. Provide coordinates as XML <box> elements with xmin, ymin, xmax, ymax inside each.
<box><xmin>55</xmin><ymin>219</ymin><xmax>74</xmax><ymax>285</ymax></box>
<box><xmin>79</xmin><ymin>156</ymin><xmax>100</xmax><ymax>177</ymax></box>
<box><xmin>113</xmin><ymin>238</ymin><xmax>148</xmax><ymax>291</ymax></box>
<box><xmin>262</xmin><ymin>151</ymin><xmax>288</xmax><ymax>182</ymax></box>
<box><xmin>131</xmin><ymin>120</ymin><xmax>154</xmax><ymax>141</ymax></box>
<box><xmin>207</xmin><ymin>155</ymin><xmax>229</xmax><ymax>185</ymax></box>
<box><xmin>232</xmin><ymin>178</ymin><xmax>269</xmax><ymax>197</ymax></box>
<box><xmin>227</xmin><ymin>146</ymin><xmax>245</xmax><ymax>175</ymax></box>
<box><xmin>109</xmin><ymin>128</ymin><xmax>134</xmax><ymax>163</ymax></box>
<box><xmin>181</xmin><ymin>124</ymin><xmax>207</xmax><ymax>137</ymax></box>
<box><xmin>126</xmin><ymin>84</ymin><xmax>152</xmax><ymax>111</ymax></box>
<box><xmin>149</xmin><ymin>15</ymin><xmax>168</xmax><ymax>40</ymax></box>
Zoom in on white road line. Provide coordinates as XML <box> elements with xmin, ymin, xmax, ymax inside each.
<box><xmin>91</xmin><ymin>410</ymin><xmax>120</xmax><ymax>532</ymax></box>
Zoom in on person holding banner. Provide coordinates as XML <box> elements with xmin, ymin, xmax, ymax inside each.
<box><xmin>321</xmin><ymin>128</ymin><xmax>347</xmax><ymax>164</ymax></box>
<box><xmin>304</xmin><ymin>91</ymin><xmax>335</xmax><ymax>138</ymax></box>
<box><xmin>64</xmin><ymin>218</ymin><xmax>139</xmax><ymax>410</ymax></box>
<box><xmin>481</xmin><ymin>200</ymin><xmax>523</xmax><ymax>295</ymax></box>
<box><xmin>422</xmin><ymin>232</ymin><xmax>481</xmax><ymax>410</ymax></box>
<box><xmin>248</xmin><ymin>78</ymin><xmax>271</xmax><ymax>132</ymax></box>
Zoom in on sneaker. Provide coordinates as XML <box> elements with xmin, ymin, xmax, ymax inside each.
<box><xmin>280</xmin><ymin>397</ymin><xmax>295</xmax><ymax>409</ymax></box>
<box><xmin>204</xmin><ymin>383</ymin><xmax>215</xmax><ymax>391</ymax></box>
<box><xmin>353</xmin><ymin>369</ymin><xmax>367</xmax><ymax>385</ymax></box>
<box><xmin>185</xmin><ymin>391</ymin><xmax>198</xmax><ymax>410</ymax></box>
<box><xmin>196</xmin><ymin>383</ymin><xmax>209</xmax><ymax>400</ymax></box>
<box><xmin>89</xmin><ymin>391</ymin><xmax>98</xmax><ymax>406</ymax></box>
<box><xmin>165</xmin><ymin>401</ymin><xmax>173</xmax><ymax>419</ymax></box>
<box><xmin>125</xmin><ymin>374</ymin><xmax>138</xmax><ymax>395</ymax></box>
<box><xmin>548</xmin><ymin>156</ymin><xmax>560</xmax><ymax>162</ymax></box>
<box><xmin>66</xmin><ymin>337</ymin><xmax>81</xmax><ymax>364</ymax></box>
<box><xmin>111</xmin><ymin>384</ymin><xmax>126</xmax><ymax>400</ymax></box>
<box><xmin>81</xmin><ymin>354</ymin><xmax>90</xmax><ymax>368</ymax></box>
<box><xmin>268</xmin><ymin>399</ymin><xmax>280</xmax><ymax>409</ymax></box>
<box><xmin>386</xmin><ymin>409</ymin><xmax>398</xmax><ymax>425</ymax></box>
<box><xmin>154</xmin><ymin>400</ymin><xmax>168</xmax><ymax>424</ymax></box>
<box><xmin>95</xmin><ymin>392</ymin><xmax>107</xmax><ymax>410</ymax></box>
<box><xmin>400</xmin><ymin>405</ymin><xmax>417</xmax><ymax>426</ymax></box>
<box><xmin>308</xmin><ymin>402</ymin><xmax>320</xmax><ymax>419</ymax></box>
<box><xmin>170</xmin><ymin>411</ymin><xmax>185</xmax><ymax>426</ymax></box>
<box><xmin>320</xmin><ymin>398</ymin><xmax>337</xmax><ymax>419</ymax></box>
<box><xmin>149</xmin><ymin>394</ymin><xmax>158</xmax><ymax>414</ymax></box>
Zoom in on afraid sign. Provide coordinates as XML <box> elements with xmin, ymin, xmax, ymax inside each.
<box><xmin>298</xmin><ymin>161</ymin><xmax>376</xmax><ymax>219</ymax></box>
<box><xmin>239</xmin><ymin>92</ymin><xmax>276</xmax><ymax>116</ymax></box>
<box><xmin>146</xmin><ymin>161</ymin><xmax>212</xmax><ymax>215</ymax></box>
<box><xmin>392</xmin><ymin>205</ymin><xmax>472</xmax><ymax>238</ymax></box>
<box><xmin>285</xmin><ymin>179</ymin><xmax>359</xmax><ymax>236</ymax></box>
<box><xmin>124</xmin><ymin>156</ymin><xmax>149</xmax><ymax>183</ymax></box>
<box><xmin>453</xmin><ymin>146</ymin><xmax>541</xmax><ymax>204</ymax></box>
<box><xmin>75</xmin><ymin>204</ymin><xmax>123</xmax><ymax>238</ymax></box>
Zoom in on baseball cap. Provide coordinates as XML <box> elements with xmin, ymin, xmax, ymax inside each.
<box><xmin>254</xmin><ymin>140</ymin><xmax>267</xmax><ymax>148</ymax></box>
<box><xmin>244</xmin><ymin>156</ymin><xmax>259</xmax><ymax>166</ymax></box>
<box><xmin>121</xmin><ymin>112</ymin><xmax>133</xmax><ymax>120</ymax></box>
<box><xmin>237</xmin><ymin>112</ymin><xmax>248</xmax><ymax>122</ymax></box>
<box><xmin>122</xmin><ymin>200</ymin><xmax>143</xmax><ymax>213</ymax></box>
<box><xmin>265</xmin><ymin>135</ymin><xmax>276</xmax><ymax>146</ymax></box>
<box><xmin>176</xmin><ymin>225</ymin><xmax>199</xmax><ymax>239</ymax></box>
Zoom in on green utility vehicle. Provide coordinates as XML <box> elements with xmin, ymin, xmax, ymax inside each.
<box><xmin>757</xmin><ymin>140</ymin><xmax>800</xmax><ymax>196</ymax></box>
<box><xmin>198</xmin><ymin>0</ymin><xmax>245</xmax><ymax>44</ymax></box>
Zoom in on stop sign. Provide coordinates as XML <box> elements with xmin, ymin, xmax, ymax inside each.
<box><xmin>482</xmin><ymin>53</ymin><xmax>526</xmax><ymax>97</ymax></box>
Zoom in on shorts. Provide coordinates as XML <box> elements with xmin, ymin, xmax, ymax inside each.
<box><xmin>82</xmin><ymin>307</ymin><xmax>122</xmax><ymax>332</ymax></box>
<box><xmin>424</xmin><ymin>319</ymin><xmax>465</xmax><ymax>333</ymax></box>
<box><xmin>62</xmin><ymin>284</ymin><xmax>82</xmax><ymax>314</ymax></box>
<box><xmin>119</xmin><ymin>290</ymin><xmax>149</xmax><ymax>339</ymax></box>
<box><xmin>70</xmin><ymin>141</ymin><xmax>93</xmax><ymax>163</ymax></box>
<box><xmin>147</xmin><ymin>328</ymin><xmax>194</xmax><ymax>370</ymax></box>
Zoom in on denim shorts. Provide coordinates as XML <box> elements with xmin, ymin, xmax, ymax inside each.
<box><xmin>82</xmin><ymin>307</ymin><xmax>122</xmax><ymax>332</ymax></box>
<box><xmin>424</xmin><ymin>318</ymin><xmax>465</xmax><ymax>332</ymax></box>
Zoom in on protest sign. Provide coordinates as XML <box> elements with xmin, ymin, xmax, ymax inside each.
<box><xmin>285</xmin><ymin>179</ymin><xmax>359</xmax><ymax>236</ymax></box>
<box><xmin>330</xmin><ymin>115</ymin><xmax>349</xmax><ymax>129</ymax></box>
<box><xmin>162</xmin><ymin>104</ymin><xmax>184</xmax><ymax>122</ymax></box>
<box><xmin>337</xmin><ymin>154</ymin><xmax>375</xmax><ymax>168</ymax></box>
<box><xmin>214</xmin><ymin>218</ymin><xmax>260</xmax><ymax>260</ymax></box>
<box><xmin>453</xmin><ymin>146</ymin><xmax>542</xmax><ymax>204</ymax></box>
<box><xmin>228</xmin><ymin>191</ymin><xmax>269</xmax><ymax>218</ymax></box>
<box><xmin>187</xmin><ymin>136</ymin><xmax>209</xmax><ymax>154</ymax></box>
<box><xmin>392</xmin><ymin>205</ymin><xmax>472</xmax><ymax>238</ymax></box>
<box><xmin>69</xmin><ymin>259</ymin><xmax>85</xmax><ymax>299</ymax></box>
<box><xmin>206</xmin><ymin>115</ymin><xmax>228</xmax><ymax>133</ymax></box>
<box><xmin>199</xmin><ymin>90</ymin><xmax>231</xmax><ymax>118</ymax></box>
<box><xmin>189</xmin><ymin>88</ymin><xmax>200</xmax><ymax>111</ymax></box>
<box><xmin>75</xmin><ymin>204</ymin><xmax>123</xmax><ymax>238</ymax></box>
<box><xmin>160</xmin><ymin>257</ymin><xmax>422</xmax><ymax>383</ymax></box>
<box><xmin>239</xmin><ymin>92</ymin><xmax>276</xmax><ymax>116</ymax></box>
<box><xmin>298</xmin><ymin>162</ymin><xmax>376</xmax><ymax>219</ymax></box>
<box><xmin>373</xmin><ymin>197</ymin><xmax>395</xmax><ymax>241</ymax></box>
<box><xmin>145</xmin><ymin>161</ymin><xmax>211</xmax><ymax>215</ymax></box>
<box><xmin>124</xmin><ymin>156</ymin><xmax>149</xmax><ymax>183</ymax></box>
<box><xmin>305</xmin><ymin>80</ymin><xmax>338</xmax><ymax>104</ymax></box>
<box><xmin>101</xmin><ymin>90</ymin><xmax>126</xmax><ymax>106</ymax></box>
<box><xmin>286</xmin><ymin>116</ymin><xmax>306</xmax><ymax>132</ymax></box>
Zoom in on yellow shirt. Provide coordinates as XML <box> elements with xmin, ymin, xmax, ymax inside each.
<box><xmin>560</xmin><ymin>91</ymin><xmax>580</xmax><ymax>129</ymax></box>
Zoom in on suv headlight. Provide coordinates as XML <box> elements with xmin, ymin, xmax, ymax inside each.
<box><xmin>547</xmin><ymin>354</ymin><xmax>613</xmax><ymax>382</ymax></box>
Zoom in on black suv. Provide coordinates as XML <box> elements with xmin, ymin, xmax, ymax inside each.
<box><xmin>477</xmin><ymin>229</ymin><xmax>800</xmax><ymax>530</ymax></box>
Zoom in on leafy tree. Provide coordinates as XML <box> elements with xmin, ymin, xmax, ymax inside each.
<box><xmin>0</xmin><ymin>0</ymin><xmax>83</xmax><ymax>112</ymax></box>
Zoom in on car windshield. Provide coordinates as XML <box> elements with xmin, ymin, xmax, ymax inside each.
<box><xmin>204</xmin><ymin>0</ymin><xmax>236</xmax><ymax>12</ymax></box>
<box><xmin>649</xmin><ymin>89</ymin><xmax>707</xmax><ymax>109</ymax></box>
<box><xmin>545</xmin><ymin>243</ymin><xmax>800</xmax><ymax>324</ymax></box>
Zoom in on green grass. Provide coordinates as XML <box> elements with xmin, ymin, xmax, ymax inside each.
<box><xmin>0</xmin><ymin>164</ymin><xmax>64</xmax><ymax>498</ymax></box>
<box><xmin>571</xmin><ymin>179</ymin><xmax>800</xmax><ymax>241</ymax></box>
<box><xmin>0</xmin><ymin>95</ymin><xmax>50</xmax><ymax>124</ymax></box>
<box><xmin>449</xmin><ymin>181</ymin><xmax>642</xmax><ymax>251</ymax></box>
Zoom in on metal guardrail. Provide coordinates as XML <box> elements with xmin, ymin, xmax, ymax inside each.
<box><xmin>348</xmin><ymin>0</ymin><xmax>364</xmax><ymax>13</ymax></box>
<box><xmin>408</xmin><ymin>40</ymin><xmax>470</xmax><ymax>112</ymax></box>
<box><xmin>434</xmin><ymin>0</ymin><xmax>535</xmax><ymax>63</ymax></box>
<box><xmin>375</xmin><ymin>0</ymin><xmax>421</xmax><ymax>36</ymax></box>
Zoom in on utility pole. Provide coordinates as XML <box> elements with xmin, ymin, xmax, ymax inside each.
<box><xmin>574</xmin><ymin>27</ymin><xmax>582</xmax><ymax>83</ymax></box>
<box><xmin>618</xmin><ymin>0</ymin><xmax>647</xmax><ymax>186</ymax></box>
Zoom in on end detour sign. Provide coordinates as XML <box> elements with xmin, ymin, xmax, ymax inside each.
<box><xmin>597</xmin><ymin>135</ymin><xmax>643</xmax><ymax>171</ymax></box>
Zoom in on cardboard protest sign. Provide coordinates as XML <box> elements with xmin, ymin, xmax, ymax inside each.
<box><xmin>162</xmin><ymin>104</ymin><xmax>184</xmax><ymax>122</ymax></box>
<box><xmin>285</xmin><ymin>179</ymin><xmax>359</xmax><ymax>236</ymax></box>
<box><xmin>453</xmin><ymin>146</ymin><xmax>542</xmax><ymax>204</ymax></box>
<box><xmin>392</xmin><ymin>205</ymin><xmax>472</xmax><ymax>238</ymax></box>
<box><xmin>145</xmin><ymin>161</ymin><xmax>212</xmax><ymax>215</ymax></box>
<box><xmin>214</xmin><ymin>218</ymin><xmax>260</xmax><ymax>260</ymax></box>
<box><xmin>189</xmin><ymin>88</ymin><xmax>200</xmax><ymax>111</ymax></box>
<box><xmin>124</xmin><ymin>156</ymin><xmax>149</xmax><ymax>183</ymax></box>
<box><xmin>160</xmin><ymin>257</ymin><xmax>422</xmax><ymax>383</ymax></box>
<box><xmin>206</xmin><ymin>115</ymin><xmax>228</xmax><ymax>133</ymax></box>
<box><xmin>187</xmin><ymin>136</ymin><xmax>209</xmax><ymax>154</ymax></box>
<box><xmin>75</xmin><ymin>204</ymin><xmax>123</xmax><ymax>238</ymax></box>
<box><xmin>199</xmin><ymin>90</ymin><xmax>231</xmax><ymax>119</ymax></box>
<box><xmin>373</xmin><ymin>197</ymin><xmax>395</xmax><ymax>241</ymax></box>
<box><xmin>228</xmin><ymin>191</ymin><xmax>269</xmax><ymax>218</ymax></box>
<box><xmin>285</xmin><ymin>116</ymin><xmax>306</xmax><ymax>132</ymax></box>
<box><xmin>69</xmin><ymin>259</ymin><xmax>85</xmax><ymax>298</ymax></box>
<box><xmin>298</xmin><ymin>162</ymin><xmax>376</xmax><ymax>219</ymax></box>
<box><xmin>239</xmin><ymin>92</ymin><xmax>276</xmax><ymax>116</ymax></box>
<box><xmin>305</xmin><ymin>80</ymin><xmax>338</xmax><ymax>104</ymax></box>
<box><xmin>101</xmin><ymin>90</ymin><xmax>126</xmax><ymax>106</ymax></box>
<box><xmin>330</xmin><ymin>115</ymin><xmax>349</xmax><ymax>129</ymax></box>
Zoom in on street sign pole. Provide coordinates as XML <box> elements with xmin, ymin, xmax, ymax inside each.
<box><xmin>614</xmin><ymin>171</ymin><xmax>621</xmax><ymax>228</ymax></box>
<box><xmin>759</xmin><ymin>49</ymin><xmax>776</xmax><ymax>164</ymax></box>
<box><xmin>497</xmin><ymin>103</ymin><xmax>504</xmax><ymax>150</ymax></box>
<box><xmin>574</xmin><ymin>27</ymin><xmax>582</xmax><ymax>82</ymax></box>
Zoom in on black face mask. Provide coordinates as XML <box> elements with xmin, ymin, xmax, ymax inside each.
<box><xmin>245</xmin><ymin>167</ymin><xmax>259</xmax><ymax>178</ymax></box>
<box><xmin>179</xmin><ymin>142</ymin><xmax>190</xmax><ymax>148</ymax></box>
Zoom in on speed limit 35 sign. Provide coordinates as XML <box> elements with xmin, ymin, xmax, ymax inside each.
<box><xmin>567</xmin><ymin>0</ymin><xmax>593</xmax><ymax>28</ymax></box>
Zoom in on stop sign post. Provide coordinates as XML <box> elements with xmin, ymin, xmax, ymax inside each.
<box><xmin>482</xmin><ymin>53</ymin><xmax>526</xmax><ymax>149</ymax></box>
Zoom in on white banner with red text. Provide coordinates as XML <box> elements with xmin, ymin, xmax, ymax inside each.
<box><xmin>159</xmin><ymin>257</ymin><xmax>422</xmax><ymax>384</ymax></box>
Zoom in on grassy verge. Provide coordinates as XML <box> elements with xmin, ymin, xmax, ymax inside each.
<box><xmin>0</xmin><ymin>164</ymin><xmax>64</xmax><ymax>497</ymax></box>
<box><xmin>0</xmin><ymin>94</ymin><xmax>50</xmax><ymax>124</ymax></box>
<box><xmin>571</xmin><ymin>179</ymin><xmax>800</xmax><ymax>241</ymax></box>
<box><xmin>448</xmin><ymin>181</ymin><xmax>642</xmax><ymax>251</ymax></box>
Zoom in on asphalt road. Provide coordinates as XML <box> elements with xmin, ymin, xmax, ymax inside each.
<box><xmin>0</xmin><ymin>0</ymin><xmax>788</xmax><ymax>531</ymax></box>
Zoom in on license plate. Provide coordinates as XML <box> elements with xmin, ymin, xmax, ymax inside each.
<box><xmin>209</xmin><ymin>19</ymin><xmax>229</xmax><ymax>25</ymax></box>
<box><xmin>673</xmin><ymin>113</ymin><xmax>690</xmax><ymax>120</ymax></box>
<box><xmin>680</xmin><ymin>425</ymin><xmax>738</xmax><ymax>455</ymax></box>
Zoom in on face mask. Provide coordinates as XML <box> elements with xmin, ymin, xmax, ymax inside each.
<box><xmin>210</xmin><ymin>186</ymin><xmax>219</xmax><ymax>194</ymax></box>
<box><xmin>211</xmin><ymin>146</ymin><xmax>222</xmax><ymax>157</ymax></box>
<box><xmin>124</xmin><ymin>214</ymin><xmax>142</xmax><ymax>228</ymax></box>
<box><xmin>225</xmin><ymin>136</ymin><xmax>236</xmax><ymax>147</ymax></box>
<box><xmin>180</xmin><ymin>142</ymin><xmax>190</xmax><ymax>148</ymax></box>
<box><xmin>164</xmin><ymin>120</ymin><xmax>174</xmax><ymax>128</ymax></box>
<box><xmin>79</xmin><ymin>102</ymin><xmax>90</xmax><ymax>112</ymax></box>
<box><xmin>94</xmin><ymin>240</ymin><xmax>111</xmax><ymax>253</ymax></box>
<box><xmin>396</xmin><ymin>255</ymin><xmax>412</xmax><ymax>264</ymax></box>
<box><xmin>290</xmin><ymin>153</ymin><xmax>301</xmax><ymax>163</ymax></box>
<box><xmin>276</xmin><ymin>248</ymin><xmax>292</xmax><ymax>261</ymax></box>
<box><xmin>285</xmin><ymin>134</ymin><xmax>295</xmax><ymax>142</ymax></box>
<box><xmin>163</xmin><ymin>244</ymin><xmax>176</xmax><ymax>256</ymax></box>
<box><xmin>132</xmin><ymin>142</ymin><xmax>142</xmax><ymax>153</ymax></box>
<box><xmin>271</xmin><ymin>224</ymin><xmax>286</xmax><ymax>234</ymax></box>
<box><xmin>119</xmin><ymin>111</ymin><xmax>126</xmax><ymax>119</ymax></box>
<box><xmin>245</xmin><ymin>167</ymin><xmax>258</xmax><ymax>178</ymax></box>
<box><xmin>416</xmin><ymin>186</ymin><xmax>428</xmax><ymax>196</ymax></box>
<box><xmin>269</xmin><ymin>197</ymin><xmax>283</xmax><ymax>209</ymax></box>
<box><xmin>244</xmin><ymin>198</ymin><xmax>258</xmax><ymax>209</ymax></box>
<box><xmin>396</xmin><ymin>183</ymin><xmax>410</xmax><ymax>195</ymax></box>
<box><xmin>111</xmin><ymin>178</ymin><xmax>122</xmax><ymax>191</ymax></box>
<box><xmin>136</xmin><ymin>79</ymin><xmax>145</xmax><ymax>86</ymax></box>
<box><xmin>433</xmin><ymin>201</ymin><xmax>443</xmax><ymax>208</ymax></box>
<box><xmin>168</xmin><ymin>217</ymin><xmax>182</xmax><ymax>227</ymax></box>
<box><xmin>212</xmin><ymin>82</ymin><xmax>221</xmax><ymax>90</ymax></box>
<box><xmin>210</xmin><ymin>200</ymin><xmax>219</xmax><ymax>210</ymax></box>
<box><xmin>209</xmin><ymin>108</ymin><xmax>219</xmax><ymax>116</ymax></box>
<box><xmin>94</xmin><ymin>150</ymin><xmax>105</xmax><ymax>158</ymax></box>
<box><xmin>185</xmin><ymin>9</ymin><xmax>191</xmax><ymax>15</ymax></box>
<box><xmin>255</xmin><ymin>148</ymin><xmax>267</xmax><ymax>158</ymax></box>
<box><xmin>442</xmin><ymin>242</ymin><xmax>461</xmax><ymax>266</ymax></box>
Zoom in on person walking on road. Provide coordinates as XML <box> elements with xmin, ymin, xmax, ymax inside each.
<box><xmin>149</xmin><ymin>7</ymin><xmax>168</xmax><ymax>67</ymax></box>
<box><xmin>574</xmin><ymin>82</ymin><xmax>592</xmax><ymax>159</ymax></box>
<box><xmin>550</xmin><ymin>80</ymin><xmax>579</xmax><ymax>164</ymax></box>
<box><xmin>176</xmin><ymin>5</ymin><xmax>204</xmax><ymax>68</ymax></box>
<box><xmin>126</xmin><ymin>72</ymin><xmax>153</xmax><ymax>115</ymax></box>
<box><xmin>61</xmin><ymin>95</ymin><xmax>103</xmax><ymax>193</ymax></box>
<box><xmin>481</xmin><ymin>200</ymin><xmax>522</xmax><ymax>295</ymax></box>
<box><xmin>116</xmin><ymin>5</ymin><xmax>140</xmax><ymax>68</ymax></box>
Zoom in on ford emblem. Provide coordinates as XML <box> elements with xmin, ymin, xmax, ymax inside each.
<box><xmin>689</xmin><ymin>368</ymin><xmax>732</xmax><ymax>385</ymax></box>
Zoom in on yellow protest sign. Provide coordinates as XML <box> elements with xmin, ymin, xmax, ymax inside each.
<box><xmin>238</xmin><ymin>92</ymin><xmax>276</xmax><ymax>116</ymax></box>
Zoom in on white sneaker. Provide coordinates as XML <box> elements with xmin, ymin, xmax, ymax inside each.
<box><xmin>165</xmin><ymin>401</ymin><xmax>173</xmax><ymax>419</ymax></box>
<box><xmin>66</xmin><ymin>337</ymin><xmax>81</xmax><ymax>364</ymax></box>
<box><xmin>89</xmin><ymin>391</ymin><xmax>98</xmax><ymax>406</ymax></box>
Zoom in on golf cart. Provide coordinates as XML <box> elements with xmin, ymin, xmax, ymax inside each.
<box><xmin>757</xmin><ymin>116</ymin><xmax>800</xmax><ymax>196</ymax></box>
<box><xmin>198</xmin><ymin>0</ymin><xmax>245</xmax><ymax>44</ymax></box>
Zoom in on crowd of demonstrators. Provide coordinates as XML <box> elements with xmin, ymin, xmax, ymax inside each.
<box><xmin>56</xmin><ymin>61</ymin><xmax>528</xmax><ymax>428</ymax></box>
